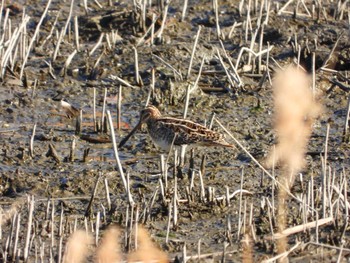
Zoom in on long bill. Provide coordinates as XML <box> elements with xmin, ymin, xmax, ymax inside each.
<box><xmin>118</xmin><ymin>121</ymin><xmax>142</xmax><ymax>148</ymax></box>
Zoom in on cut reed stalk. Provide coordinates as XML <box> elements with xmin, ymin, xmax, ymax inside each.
<box><xmin>133</xmin><ymin>47</ymin><xmax>140</xmax><ymax>85</ymax></box>
<box><xmin>186</xmin><ymin>26</ymin><xmax>201</xmax><ymax>79</ymax></box>
<box><xmin>268</xmin><ymin>217</ymin><xmax>333</xmax><ymax>239</ymax></box>
<box><xmin>50</xmin><ymin>200</ymin><xmax>55</xmax><ymax>247</ymax></box>
<box><xmin>20</xmin><ymin>0</ymin><xmax>51</xmax><ymax>78</ymax></box>
<box><xmin>60</xmin><ymin>49</ymin><xmax>77</xmax><ymax>77</ymax></box>
<box><xmin>95</xmin><ymin>211</ymin><xmax>100</xmax><ymax>245</ymax></box>
<box><xmin>183</xmin><ymin>84</ymin><xmax>191</xmax><ymax>119</ymax></box>
<box><xmin>136</xmin><ymin>15</ymin><xmax>158</xmax><ymax>47</ymax></box>
<box><xmin>69</xmin><ymin>136</ymin><xmax>76</xmax><ymax>162</ymax></box>
<box><xmin>107</xmin><ymin>110</ymin><xmax>133</xmax><ymax>204</ymax></box>
<box><xmin>322</xmin><ymin>124</ymin><xmax>330</xmax><ymax>218</ymax></box>
<box><xmin>89</xmin><ymin>33</ymin><xmax>104</xmax><ymax>56</ymax></box>
<box><xmin>219</xmin><ymin>40</ymin><xmax>242</xmax><ymax>87</ymax></box>
<box><xmin>153</xmin><ymin>54</ymin><xmax>183</xmax><ymax>80</ymax></box>
<box><xmin>181</xmin><ymin>0</ymin><xmax>188</xmax><ymax>21</ymax></box>
<box><xmin>156</xmin><ymin>0</ymin><xmax>169</xmax><ymax>40</ymax></box>
<box><xmin>198</xmin><ymin>171</ymin><xmax>205</xmax><ymax>201</ymax></box>
<box><xmin>101</xmin><ymin>88</ymin><xmax>107</xmax><ymax>132</ymax></box>
<box><xmin>12</xmin><ymin>213</ymin><xmax>20</xmax><ymax>260</ymax></box>
<box><xmin>104</xmin><ymin>178</ymin><xmax>111</xmax><ymax>211</ymax></box>
<box><xmin>84</xmin><ymin>173</ymin><xmax>101</xmax><ymax>218</ymax></box>
<box><xmin>237</xmin><ymin>168</ymin><xmax>244</xmax><ymax>238</ymax></box>
<box><xmin>173</xmin><ymin>176</ymin><xmax>178</xmax><ymax>227</ymax></box>
<box><xmin>213</xmin><ymin>0</ymin><xmax>222</xmax><ymax>39</ymax></box>
<box><xmin>29</xmin><ymin>123</ymin><xmax>36</xmax><ymax>157</ymax></box>
<box><xmin>343</xmin><ymin>96</ymin><xmax>350</xmax><ymax>141</ymax></box>
<box><xmin>117</xmin><ymin>85</ymin><xmax>122</xmax><ymax>130</ymax></box>
<box><xmin>216</xmin><ymin>48</ymin><xmax>236</xmax><ymax>90</ymax></box>
<box><xmin>74</xmin><ymin>16</ymin><xmax>80</xmax><ymax>52</ymax></box>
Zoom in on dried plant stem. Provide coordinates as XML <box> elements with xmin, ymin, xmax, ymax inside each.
<box><xmin>2</xmin><ymin>16</ymin><xmax>30</xmax><ymax>78</ymax></box>
<box><xmin>322</xmin><ymin>124</ymin><xmax>330</xmax><ymax>218</ymax></box>
<box><xmin>110</xmin><ymin>75</ymin><xmax>137</xmax><ymax>89</ymax></box>
<box><xmin>268</xmin><ymin>217</ymin><xmax>333</xmax><ymax>240</ymax></box>
<box><xmin>52</xmin><ymin>0</ymin><xmax>74</xmax><ymax>62</ymax></box>
<box><xmin>74</xmin><ymin>16</ymin><xmax>80</xmax><ymax>52</ymax></box>
<box><xmin>262</xmin><ymin>242</ymin><xmax>300</xmax><ymax>263</ymax></box>
<box><xmin>343</xmin><ymin>96</ymin><xmax>350</xmax><ymax>140</ymax></box>
<box><xmin>89</xmin><ymin>33</ymin><xmax>104</xmax><ymax>56</ymax></box>
<box><xmin>29</xmin><ymin>123</ymin><xmax>36</xmax><ymax>157</ymax></box>
<box><xmin>93</xmin><ymin>88</ymin><xmax>97</xmax><ymax>132</ymax></box>
<box><xmin>69</xmin><ymin>136</ymin><xmax>76</xmax><ymax>162</ymax></box>
<box><xmin>186</xmin><ymin>26</ymin><xmax>201</xmax><ymax>79</ymax></box>
<box><xmin>213</xmin><ymin>0</ymin><xmax>222</xmax><ymax>39</ymax></box>
<box><xmin>216</xmin><ymin>48</ymin><xmax>236</xmax><ymax>90</ymax></box>
<box><xmin>60</xmin><ymin>49</ymin><xmax>77</xmax><ymax>77</ymax></box>
<box><xmin>133</xmin><ymin>47</ymin><xmax>141</xmax><ymax>85</ymax></box>
<box><xmin>85</xmin><ymin>173</ymin><xmax>101</xmax><ymax>217</ymax></box>
<box><xmin>136</xmin><ymin>15</ymin><xmax>159</xmax><ymax>47</ymax></box>
<box><xmin>106</xmin><ymin>110</ymin><xmax>134</xmax><ymax>205</ymax></box>
<box><xmin>173</xmin><ymin>176</ymin><xmax>178</xmax><ymax>227</ymax></box>
<box><xmin>312</xmin><ymin>52</ymin><xmax>316</xmax><ymax>95</ymax></box>
<box><xmin>20</xmin><ymin>0</ymin><xmax>51</xmax><ymax>79</ymax></box>
<box><xmin>117</xmin><ymin>85</ymin><xmax>122</xmax><ymax>130</ymax></box>
<box><xmin>190</xmin><ymin>55</ymin><xmax>206</xmax><ymax>93</ymax></box>
<box><xmin>101</xmin><ymin>88</ymin><xmax>107</xmax><ymax>132</ymax></box>
<box><xmin>277</xmin><ymin>176</ymin><xmax>287</xmax><ymax>261</ymax></box>
<box><xmin>258</xmin><ymin>24</ymin><xmax>264</xmax><ymax>74</ymax></box>
<box><xmin>12</xmin><ymin>213</ymin><xmax>20</xmax><ymax>260</ymax></box>
<box><xmin>156</xmin><ymin>0</ymin><xmax>169</xmax><ymax>40</ymax></box>
<box><xmin>237</xmin><ymin>168</ymin><xmax>244</xmax><ymax>238</ymax></box>
<box><xmin>153</xmin><ymin>54</ymin><xmax>183</xmax><ymax>80</ymax></box>
<box><xmin>181</xmin><ymin>0</ymin><xmax>189</xmax><ymax>21</ymax></box>
<box><xmin>235</xmin><ymin>45</ymin><xmax>273</xmax><ymax>70</ymax></box>
<box><xmin>219</xmin><ymin>40</ymin><xmax>242</xmax><ymax>86</ymax></box>
<box><xmin>183</xmin><ymin>85</ymin><xmax>191</xmax><ymax>119</ymax></box>
<box><xmin>95</xmin><ymin>211</ymin><xmax>100</xmax><ymax>245</ymax></box>
<box><xmin>51</xmin><ymin>200</ymin><xmax>55</xmax><ymax>247</ymax></box>
<box><xmin>52</xmin><ymin>30</ymin><xmax>65</xmax><ymax>62</ymax></box>
<box><xmin>0</xmin><ymin>0</ymin><xmax>4</xmax><ymax>31</ymax></box>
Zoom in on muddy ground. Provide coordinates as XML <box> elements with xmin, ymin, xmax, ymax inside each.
<box><xmin>0</xmin><ymin>0</ymin><xmax>350</xmax><ymax>262</ymax></box>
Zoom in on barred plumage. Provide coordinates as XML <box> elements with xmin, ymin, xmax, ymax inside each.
<box><xmin>119</xmin><ymin>105</ymin><xmax>233</xmax><ymax>151</ymax></box>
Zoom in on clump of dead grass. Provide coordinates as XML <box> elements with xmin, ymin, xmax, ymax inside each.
<box><xmin>96</xmin><ymin>226</ymin><xmax>122</xmax><ymax>263</ymax></box>
<box><xmin>62</xmin><ymin>230</ymin><xmax>93</xmax><ymax>263</ymax></box>
<box><xmin>266</xmin><ymin>66</ymin><xmax>322</xmax><ymax>259</ymax></box>
<box><xmin>266</xmin><ymin>66</ymin><xmax>322</xmax><ymax>182</ymax></box>
<box><xmin>61</xmin><ymin>225</ymin><xmax>168</xmax><ymax>263</ymax></box>
<box><xmin>127</xmin><ymin>225</ymin><xmax>168</xmax><ymax>263</ymax></box>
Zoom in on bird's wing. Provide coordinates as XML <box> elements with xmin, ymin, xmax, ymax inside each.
<box><xmin>159</xmin><ymin>117</ymin><xmax>224</xmax><ymax>145</ymax></box>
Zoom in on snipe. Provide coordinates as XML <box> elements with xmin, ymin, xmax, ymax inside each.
<box><xmin>118</xmin><ymin>105</ymin><xmax>234</xmax><ymax>151</ymax></box>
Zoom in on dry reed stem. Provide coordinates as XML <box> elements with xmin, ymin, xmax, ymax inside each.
<box><xmin>266</xmin><ymin>66</ymin><xmax>322</xmax><ymax>180</ymax></box>
<box><xmin>62</xmin><ymin>230</ymin><xmax>92</xmax><ymax>263</ymax></box>
<box><xmin>265</xmin><ymin>66</ymin><xmax>322</xmax><ymax>261</ymax></box>
<box><xmin>242</xmin><ymin>233</ymin><xmax>253</xmax><ymax>263</ymax></box>
<box><xmin>128</xmin><ymin>225</ymin><xmax>168</xmax><ymax>263</ymax></box>
<box><xmin>267</xmin><ymin>216</ymin><xmax>333</xmax><ymax>240</ymax></box>
<box><xmin>96</xmin><ymin>226</ymin><xmax>121</xmax><ymax>263</ymax></box>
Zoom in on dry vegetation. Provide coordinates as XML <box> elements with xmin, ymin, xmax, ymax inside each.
<box><xmin>0</xmin><ymin>0</ymin><xmax>350</xmax><ymax>262</ymax></box>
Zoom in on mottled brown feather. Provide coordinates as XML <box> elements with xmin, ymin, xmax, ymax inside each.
<box><xmin>119</xmin><ymin>105</ymin><xmax>234</xmax><ymax>150</ymax></box>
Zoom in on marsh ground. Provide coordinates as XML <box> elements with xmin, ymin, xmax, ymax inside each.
<box><xmin>0</xmin><ymin>0</ymin><xmax>350</xmax><ymax>261</ymax></box>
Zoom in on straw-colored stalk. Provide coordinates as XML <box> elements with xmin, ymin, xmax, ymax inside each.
<box><xmin>128</xmin><ymin>225</ymin><xmax>168</xmax><ymax>263</ymax></box>
<box><xmin>96</xmin><ymin>226</ymin><xmax>121</xmax><ymax>263</ymax></box>
<box><xmin>62</xmin><ymin>230</ymin><xmax>92</xmax><ymax>263</ymax></box>
<box><xmin>242</xmin><ymin>233</ymin><xmax>253</xmax><ymax>263</ymax></box>
<box><xmin>266</xmin><ymin>66</ymin><xmax>322</xmax><ymax>259</ymax></box>
<box><xmin>266</xmin><ymin>66</ymin><xmax>321</xmax><ymax>182</ymax></box>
